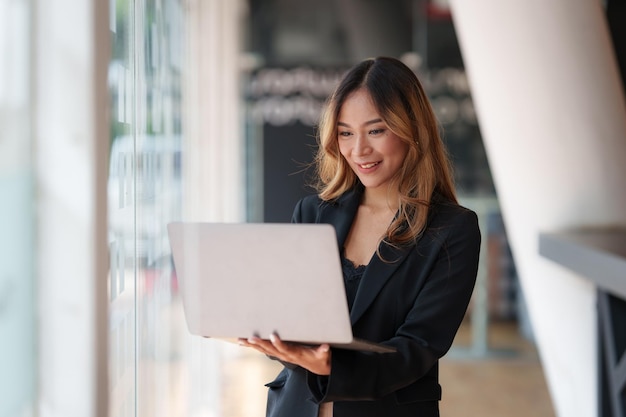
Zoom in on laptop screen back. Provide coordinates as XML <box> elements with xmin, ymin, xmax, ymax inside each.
<box><xmin>167</xmin><ymin>222</ymin><xmax>353</xmax><ymax>344</ymax></box>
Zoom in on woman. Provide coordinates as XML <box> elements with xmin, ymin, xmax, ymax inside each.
<box><xmin>240</xmin><ymin>56</ymin><xmax>481</xmax><ymax>417</ymax></box>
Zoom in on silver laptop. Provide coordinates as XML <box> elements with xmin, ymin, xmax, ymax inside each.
<box><xmin>167</xmin><ymin>222</ymin><xmax>395</xmax><ymax>353</ymax></box>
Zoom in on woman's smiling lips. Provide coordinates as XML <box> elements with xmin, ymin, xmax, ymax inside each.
<box><xmin>356</xmin><ymin>161</ymin><xmax>381</xmax><ymax>170</ymax></box>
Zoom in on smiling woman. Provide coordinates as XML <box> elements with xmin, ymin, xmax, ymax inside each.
<box><xmin>239</xmin><ymin>57</ymin><xmax>482</xmax><ymax>417</ymax></box>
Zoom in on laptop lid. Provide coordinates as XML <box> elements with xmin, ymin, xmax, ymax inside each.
<box><xmin>167</xmin><ymin>222</ymin><xmax>356</xmax><ymax>345</ymax></box>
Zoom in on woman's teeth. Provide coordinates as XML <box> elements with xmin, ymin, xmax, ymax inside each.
<box><xmin>360</xmin><ymin>162</ymin><xmax>379</xmax><ymax>169</ymax></box>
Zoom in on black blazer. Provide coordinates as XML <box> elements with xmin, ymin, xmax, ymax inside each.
<box><xmin>265</xmin><ymin>186</ymin><xmax>481</xmax><ymax>417</ymax></box>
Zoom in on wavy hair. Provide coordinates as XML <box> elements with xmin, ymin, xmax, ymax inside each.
<box><xmin>314</xmin><ymin>56</ymin><xmax>457</xmax><ymax>247</ymax></box>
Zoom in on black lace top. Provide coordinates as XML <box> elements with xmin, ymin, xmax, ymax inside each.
<box><xmin>340</xmin><ymin>253</ymin><xmax>367</xmax><ymax>311</ymax></box>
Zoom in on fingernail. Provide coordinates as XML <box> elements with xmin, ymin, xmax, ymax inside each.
<box><xmin>270</xmin><ymin>333</ymin><xmax>276</xmax><ymax>343</ymax></box>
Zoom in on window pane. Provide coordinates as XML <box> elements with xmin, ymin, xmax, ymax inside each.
<box><xmin>108</xmin><ymin>0</ymin><xmax>137</xmax><ymax>415</ymax></box>
<box><xmin>108</xmin><ymin>1</ymin><xmax>186</xmax><ymax>416</ymax></box>
<box><xmin>0</xmin><ymin>0</ymin><xmax>35</xmax><ymax>416</ymax></box>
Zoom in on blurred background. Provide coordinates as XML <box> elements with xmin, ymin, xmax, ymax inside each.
<box><xmin>1</xmin><ymin>0</ymin><xmax>625</xmax><ymax>416</ymax></box>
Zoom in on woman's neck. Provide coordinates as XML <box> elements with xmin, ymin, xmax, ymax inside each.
<box><xmin>362</xmin><ymin>186</ymin><xmax>400</xmax><ymax>213</ymax></box>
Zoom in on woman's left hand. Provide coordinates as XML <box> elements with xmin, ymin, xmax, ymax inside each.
<box><xmin>238</xmin><ymin>333</ymin><xmax>331</xmax><ymax>376</ymax></box>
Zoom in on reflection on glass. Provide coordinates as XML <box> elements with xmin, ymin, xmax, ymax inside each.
<box><xmin>0</xmin><ymin>1</ymin><xmax>35</xmax><ymax>416</ymax></box>
<box><xmin>108</xmin><ymin>1</ymin><xmax>184</xmax><ymax>416</ymax></box>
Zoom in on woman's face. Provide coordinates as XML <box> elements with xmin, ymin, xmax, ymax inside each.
<box><xmin>337</xmin><ymin>88</ymin><xmax>408</xmax><ymax>191</ymax></box>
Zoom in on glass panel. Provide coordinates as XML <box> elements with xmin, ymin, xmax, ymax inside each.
<box><xmin>108</xmin><ymin>0</ymin><xmax>185</xmax><ymax>415</ymax></box>
<box><xmin>134</xmin><ymin>1</ymin><xmax>185</xmax><ymax>416</ymax></box>
<box><xmin>0</xmin><ymin>0</ymin><xmax>35</xmax><ymax>416</ymax></box>
<box><xmin>108</xmin><ymin>0</ymin><xmax>137</xmax><ymax>415</ymax></box>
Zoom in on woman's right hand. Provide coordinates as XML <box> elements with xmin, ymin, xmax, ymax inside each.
<box><xmin>238</xmin><ymin>333</ymin><xmax>331</xmax><ymax>376</ymax></box>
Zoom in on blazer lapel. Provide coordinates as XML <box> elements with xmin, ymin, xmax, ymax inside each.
<box><xmin>349</xmin><ymin>240</ymin><xmax>412</xmax><ymax>326</ymax></box>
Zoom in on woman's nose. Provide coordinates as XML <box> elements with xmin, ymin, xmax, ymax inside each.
<box><xmin>353</xmin><ymin>135</ymin><xmax>372</xmax><ymax>156</ymax></box>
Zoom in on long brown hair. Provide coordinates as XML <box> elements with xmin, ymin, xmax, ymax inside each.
<box><xmin>314</xmin><ymin>56</ymin><xmax>457</xmax><ymax>246</ymax></box>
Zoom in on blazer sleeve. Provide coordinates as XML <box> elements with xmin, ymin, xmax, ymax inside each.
<box><xmin>306</xmin><ymin>207</ymin><xmax>481</xmax><ymax>402</ymax></box>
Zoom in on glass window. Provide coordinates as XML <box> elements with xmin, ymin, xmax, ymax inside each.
<box><xmin>108</xmin><ymin>1</ymin><xmax>186</xmax><ymax>416</ymax></box>
<box><xmin>0</xmin><ymin>0</ymin><xmax>37</xmax><ymax>417</ymax></box>
<box><xmin>0</xmin><ymin>0</ymin><xmax>36</xmax><ymax>416</ymax></box>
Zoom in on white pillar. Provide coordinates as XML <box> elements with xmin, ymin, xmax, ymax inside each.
<box><xmin>35</xmin><ymin>1</ymin><xmax>109</xmax><ymax>416</ymax></box>
<box><xmin>449</xmin><ymin>1</ymin><xmax>626</xmax><ymax>416</ymax></box>
<box><xmin>183</xmin><ymin>0</ymin><xmax>245</xmax><ymax>222</ymax></box>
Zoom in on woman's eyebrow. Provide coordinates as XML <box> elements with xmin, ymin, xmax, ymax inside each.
<box><xmin>338</xmin><ymin>118</ymin><xmax>383</xmax><ymax>128</ymax></box>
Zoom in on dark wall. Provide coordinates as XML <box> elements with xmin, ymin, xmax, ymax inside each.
<box><xmin>607</xmin><ymin>0</ymin><xmax>626</xmax><ymax>94</ymax></box>
<box><xmin>261</xmin><ymin>123</ymin><xmax>317</xmax><ymax>223</ymax></box>
<box><xmin>247</xmin><ymin>0</ymin><xmax>413</xmax><ymax>66</ymax></box>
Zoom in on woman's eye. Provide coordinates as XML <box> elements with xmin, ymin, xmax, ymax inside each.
<box><xmin>369</xmin><ymin>128</ymin><xmax>385</xmax><ymax>135</ymax></box>
<box><xmin>338</xmin><ymin>131</ymin><xmax>352</xmax><ymax>137</ymax></box>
